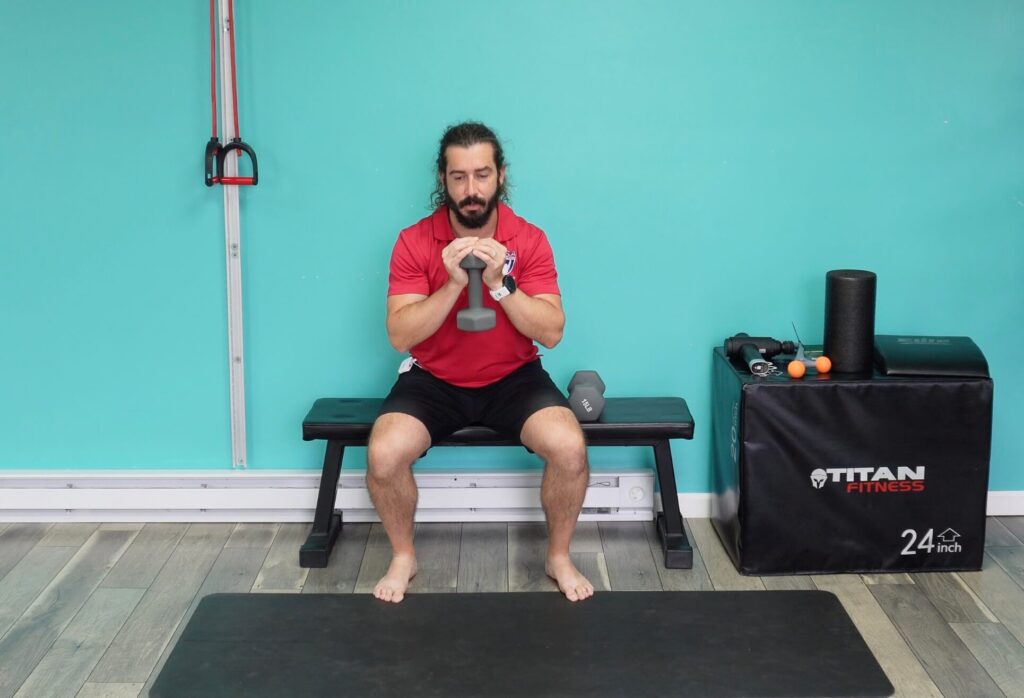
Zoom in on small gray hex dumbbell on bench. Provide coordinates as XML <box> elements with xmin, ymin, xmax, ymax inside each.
<box><xmin>567</xmin><ymin>370</ymin><xmax>606</xmax><ymax>422</ymax></box>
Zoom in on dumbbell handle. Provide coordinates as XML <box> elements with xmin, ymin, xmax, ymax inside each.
<box><xmin>466</xmin><ymin>267</ymin><xmax>484</xmax><ymax>310</ymax></box>
<box><xmin>456</xmin><ymin>254</ymin><xmax>496</xmax><ymax>332</ymax></box>
<box><xmin>460</xmin><ymin>254</ymin><xmax>487</xmax><ymax>308</ymax></box>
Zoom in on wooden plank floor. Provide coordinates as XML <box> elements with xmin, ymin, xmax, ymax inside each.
<box><xmin>0</xmin><ymin>517</ymin><xmax>1021</xmax><ymax>698</ymax></box>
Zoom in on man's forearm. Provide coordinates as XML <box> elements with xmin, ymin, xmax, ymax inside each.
<box><xmin>498</xmin><ymin>293</ymin><xmax>564</xmax><ymax>349</ymax></box>
<box><xmin>387</xmin><ymin>282</ymin><xmax>464</xmax><ymax>352</ymax></box>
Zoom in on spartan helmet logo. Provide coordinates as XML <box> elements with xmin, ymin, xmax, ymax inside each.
<box><xmin>810</xmin><ymin>469</ymin><xmax>828</xmax><ymax>489</ymax></box>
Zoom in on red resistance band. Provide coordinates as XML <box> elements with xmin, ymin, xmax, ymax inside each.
<box><xmin>205</xmin><ymin>0</ymin><xmax>258</xmax><ymax>187</ymax></box>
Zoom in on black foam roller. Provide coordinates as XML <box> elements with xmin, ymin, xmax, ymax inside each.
<box><xmin>823</xmin><ymin>269</ymin><xmax>876</xmax><ymax>373</ymax></box>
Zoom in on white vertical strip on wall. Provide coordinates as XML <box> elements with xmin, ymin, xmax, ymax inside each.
<box><xmin>218</xmin><ymin>0</ymin><xmax>247</xmax><ymax>468</ymax></box>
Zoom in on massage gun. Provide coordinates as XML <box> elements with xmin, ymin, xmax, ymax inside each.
<box><xmin>724</xmin><ymin>333</ymin><xmax>797</xmax><ymax>376</ymax></box>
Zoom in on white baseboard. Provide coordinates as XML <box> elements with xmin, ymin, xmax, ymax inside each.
<box><xmin>676</xmin><ymin>493</ymin><xmax>714</xmax><ymax>518</ymax></box>
<box><xmin>984</xmin><ymin>490</ymin><xmax>1024</xmax><ymax>516</ymax></box>
<box><xmin>1</xmin><ymin>471</ymin><xmax>1020</xmax><ymax>521</ymax></box>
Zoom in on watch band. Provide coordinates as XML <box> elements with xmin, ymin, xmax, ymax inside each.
<box><xmin>489</xmin><ymin>284</ymin><xmax>511</xmax><ymax>301</ymax></box>
<box><xmin>489</xmin><ymin>275</ymin><xmax>516</xmax><ymax>301</ymax></box>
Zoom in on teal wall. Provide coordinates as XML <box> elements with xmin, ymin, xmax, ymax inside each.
<box><xmin>2</xmin><ymin>2</ymin><xmax>1022</xmax><ymax>491</ymax></box>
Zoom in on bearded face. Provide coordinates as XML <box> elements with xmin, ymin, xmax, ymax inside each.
<box><xmin>441</xmin><ymin>143</ymin><xmax>504</xmax><ymax>230</ymax></box>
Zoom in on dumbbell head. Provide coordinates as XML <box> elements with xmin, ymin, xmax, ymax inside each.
<box><xmin>460</xmin><ymin>254</ymin><xmax>486</xmax><ymax>270</ymax></box>
<box><xmin>457</xmin><ymin>308</ymin><xmax>496</xmax><ymax>331</ymax></box>
<box><xmin>568</xmin><ymin>370</ymin><xmax>606</xmax><ymax>395</ymax></box>
<box><xmin>567</xmin><ymin>370</ymin><xmax>606</xmax><ymax>422</ymax></box>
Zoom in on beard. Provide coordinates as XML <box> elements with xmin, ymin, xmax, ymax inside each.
<box><xmin>445</xmin><ymin>187</ymin><xmax>500</xmax><ymax>229</ymax></box>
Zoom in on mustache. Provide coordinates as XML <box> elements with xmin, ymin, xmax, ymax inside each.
<box><xmin>458</xmin><ymin>196</ymin><xmax>487</xmax><ymax>208</ymax></box>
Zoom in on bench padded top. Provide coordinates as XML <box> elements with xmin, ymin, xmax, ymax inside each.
<box><xmin>302</xmin><ymin>397</ymin><xmax>694</xmax><ymax>444</ymax></box>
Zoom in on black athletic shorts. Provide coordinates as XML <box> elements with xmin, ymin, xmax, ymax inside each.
<box><xmin>379</xmin><ymin>359</ymin><xmax>571</xmax><ymax>444</ymax></box>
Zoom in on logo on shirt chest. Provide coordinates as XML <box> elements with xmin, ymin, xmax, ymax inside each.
<box><xmin>503</xmin><ymin>250</ymin><xmax>516</xmax><ymax>276</ymax></box>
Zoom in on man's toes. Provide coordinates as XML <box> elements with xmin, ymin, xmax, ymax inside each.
<box><xmin>391</xmin><ymin>589</ymin><xmax>405</xmax><ymax>603</ymax></box>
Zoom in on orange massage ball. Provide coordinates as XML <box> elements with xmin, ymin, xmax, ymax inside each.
<box><xmin>816</xmin><ymin>356</ymin><xmax>832</xmax><ymax>374</ymax></box>
<box><xmin>787</xmin><ymin>360</ymin><xmax>806</xmax><ymax>378</ymax></box>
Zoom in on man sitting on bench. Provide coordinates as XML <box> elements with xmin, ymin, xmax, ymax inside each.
<box><xmin>369</xmin><ymin>121</ymin><xmax>594</xmax><ymax>604</ymax></box>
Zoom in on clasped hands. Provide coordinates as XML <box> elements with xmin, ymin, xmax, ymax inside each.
<box><xmin>442</xmin><ymin>237</ymin><xmax>507</xmax><ymax>291</ymax></box>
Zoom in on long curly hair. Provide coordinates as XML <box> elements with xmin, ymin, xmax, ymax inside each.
<box><xmin>431</xmin><ymin>121</ymin><xmax>510</xmax><ymax>209</ymax></box>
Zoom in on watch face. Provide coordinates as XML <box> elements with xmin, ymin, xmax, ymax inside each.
<box><xmin>503</xmin><ymin>275</ymin><xmax>517</xmax><ymax>293</ymax></box>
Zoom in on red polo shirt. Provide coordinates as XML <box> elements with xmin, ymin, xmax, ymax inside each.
<box><xmin>387</xmin><ymin>203</ymin><xmax>561</xmax><ymax>387</ymax></box>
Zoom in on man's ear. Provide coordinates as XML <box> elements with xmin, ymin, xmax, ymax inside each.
<box><xmin>498</xmin><ymin>166</ymin><xmax>506</xmax><ymax>187</ymax></box>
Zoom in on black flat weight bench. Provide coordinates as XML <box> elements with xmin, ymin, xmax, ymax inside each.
<box><xmin>300</xmin><ymin>397</ymin><xmax>695</xmax><ymax>569</ymax></box>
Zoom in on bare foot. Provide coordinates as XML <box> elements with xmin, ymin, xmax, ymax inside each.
<box><xmin>373</xmin><ymin>554</ymin><xmax>417</xmax><ymax>603</ymax></box>
<box><xmin>545</xmin><ymin>555</ymin><xmax>594</xmax><ymax>602</ymax></box>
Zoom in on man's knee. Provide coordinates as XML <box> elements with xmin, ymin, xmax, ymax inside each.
<box><xmin>366</xmin><ymin>441</ymin><xmax>412</xmax><ymax>481</ymax></box>
<box><xmin>549</xmin><ymin>435</ymin><xmax>588</xmax><ymax>477</ymax></box>
<box><xmin>367</xmin><ymin>414</ymin><xmax>429</xmax><ymax>480</ymax></box>
<box><xmin>523</xmin><ymin>407</ymin><xmax>588</xmax><ymax>473</ymax></box>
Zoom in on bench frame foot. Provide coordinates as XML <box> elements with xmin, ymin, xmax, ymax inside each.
<box><xmin>300</xmin><ymin>513</ymin><xmax>342</xmax><ymax>568</ymax></box>
<box><xmin>657</xmin><ymin>512</ymin><xmax>694</xmax><ymax>569</ymax></box>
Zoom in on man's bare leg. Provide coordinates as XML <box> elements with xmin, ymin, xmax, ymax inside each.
<box><xmin>521</xmin><ymin>406</ymin><xmax>595</xmax><ymax>602</ymax></box>
<box><xmin>366</xmin><ymin>412</ymin><xmax>431</xmax><ymax>603</ymax></box>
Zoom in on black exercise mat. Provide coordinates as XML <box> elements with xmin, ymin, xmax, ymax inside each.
<box><xmin>151</xmin><ymin>591</ymin><xmax>892</xmax><ymax>698</ymax></box>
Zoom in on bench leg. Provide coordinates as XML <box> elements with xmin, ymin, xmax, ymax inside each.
<box><xmin>300</xmin><ymin>440</ymin><xmax>344</xmax><ymax>568</ymax></box>
<box><xmin>652</xmin><ymin>440</ymin><xmax>693</xmax><ymax>569</ymax></box>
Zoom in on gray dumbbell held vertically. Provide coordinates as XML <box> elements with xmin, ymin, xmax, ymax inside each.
<box><xmin>457</xmin><ymin>254</ymin><xmax>496</xmax><ymax>332</ymax></box>
<box><xmin>567</xmin><ymin>370</ymin><xmax>606</xmax><ymax>422</ymax></box>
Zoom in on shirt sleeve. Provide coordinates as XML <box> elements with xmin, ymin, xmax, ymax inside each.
<box><xmin>387</xmin><ymin>231</ymin><xmax>430</xmax><ymax>296</ymax></box>
<box><xmin>516</xmin><ymin>230</ymin><xmax>560</xmax><ymax>296</ymax></box>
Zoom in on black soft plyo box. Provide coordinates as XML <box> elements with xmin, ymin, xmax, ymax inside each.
<box><xmin>710</xmin><ymin>347</ymin><xmax>993</xmax><ymax>575</ymax></box>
